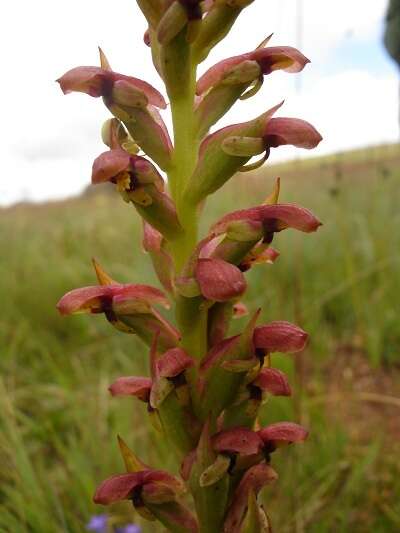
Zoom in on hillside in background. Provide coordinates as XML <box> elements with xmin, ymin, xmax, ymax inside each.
<box><xmin>1</xmin><ymin>143</ymin><xmax>400</xmax><ymax>532</ymax></box>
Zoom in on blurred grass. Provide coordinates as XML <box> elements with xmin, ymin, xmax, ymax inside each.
<box><xmin>0</xmin><ymin>143</ymin><xmax>399</xmax><ymax>531</ymax></box>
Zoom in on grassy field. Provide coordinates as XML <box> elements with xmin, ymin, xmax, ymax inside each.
<box><xmin>1</xmin><ymin>143</ymin><xmax>400</xmax><ymax>532</ymax></box>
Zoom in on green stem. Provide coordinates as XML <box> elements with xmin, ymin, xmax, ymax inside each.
<box><xmin>163</xmin><ymin>34</ymin><xmax>222</xmax><ymax>533</ymax></box>
<box><xmin>167</xmin><ymin>42</ymin><xmax>199</xmax><ymax>272</ymax></box>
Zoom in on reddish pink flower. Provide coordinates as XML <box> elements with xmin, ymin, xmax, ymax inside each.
<box><xmin>252</xmin><ymin>368</ymin><xmax>291</xmax><ymax>396</ymax></box>
<box><xmin>220</xmin><ymin>115</ymin><xmax>322</xmax><ymax>172</ymax></box>
<box><xmin>57</xmin><ymin>283</ymin><xmax>179</xmax><ymax>349</ymax></box>
<box><xmin>186</xmin><ymin>102</ymin><xmax>284</xmax><ymax>201</ymax></box>
<box><xmin>197</xmin><ymin>46</ymin><xmax>309</xmax><ymax>95</ymax></box>
<box><xmin>195</xmin><ymin>258</ymin><xmax>247</xmax><ymax>302</ymax></box>
<box><xmin>94</xmin><ymin>470</ymin><xmax>183</xmax><ymax>505</ymax></box>
<box><xmin>109</xmin><ymin>348</ymin><xmax>193</xmax><ymax>407</ymax></box>
<box><xmin>212</xmin><ymin>203</ymin><xmax>322</xmax><ymax>240</ymax></box>
<box><xmin>258</xmin><ymin>422</ymin><xmax>309</xmax><ymax>448</ymax></box>
<box><xmin>93</xmin><ymin>469</ymin><xmax>198</xmax><ymax>531</ymax></box>
<box><xmin>57</xmin><ymin>284</ymin><xmax>168</xmax><ymax>316</ymax></box>
<box><xmin>57</xmin><ymin>66</ymin><xmax>166</xmax><ymax>108</ymax></box>
<box><xmin>253</xmin><ymin>321</ymin><xmax>308</xmax><ymax>354</ymax></box>
<box><xmin>91</xmin><ymin>148</ymin><xmax>163</xmax><ymax>188</ymax></box>
<box><xmin>91</xmin><ymin>148</ymin><xmax>182</xmax><ymax>240</ymax></box>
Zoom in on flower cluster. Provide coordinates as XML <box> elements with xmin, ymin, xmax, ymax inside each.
<box><xmin>57</xmin><ymin>0</ymin><xmax>322</xmax><ymax>531</ymax></box>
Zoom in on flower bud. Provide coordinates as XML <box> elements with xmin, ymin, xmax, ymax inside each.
<box><xmin>101</xmin><ymin>118</ymin><xmax>129</xmax><ymax>148</ymax></box>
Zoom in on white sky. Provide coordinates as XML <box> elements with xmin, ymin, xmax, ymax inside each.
<box><xmin>1</xmin><ymin>0</ymin><xmax>398</xmax><ymax>205</ymax></box>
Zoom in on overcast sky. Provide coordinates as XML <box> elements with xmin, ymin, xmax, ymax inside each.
<box><xmin>1</xmin><ymin>0</ymin><xmax>398</xmax><ymax>205</ymax></box>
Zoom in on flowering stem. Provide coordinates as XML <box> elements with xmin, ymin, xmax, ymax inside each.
<box><xmin>167</xmin><ymin>42</ymin><xmax>199</xmax><ymax>272</ymax></box>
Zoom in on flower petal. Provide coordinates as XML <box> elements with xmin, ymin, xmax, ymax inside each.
<box><xmin>57</xmin><ymin>283</ymin><xmax>169</xmax><ymax>316</ymax></box>
<box><xmin>253</xmin><ymin>321</ymin><xmax>308</xmax><ymax>353</ymax></box>
<box><xmin>109</xmin><ymin>377</ymin><xmax>152</xmax><ymax>402</ymax></box>
<box><xmin>212</xmin><ymin>428</ymin><xmax>263</xmax><ymax>456</ymax></box>
<box><xmin>57</xmin><ymin>66</ymin><xmax>166</xmax><ymax>108</ymax></box>
<box><xmin>91</xmin><ymin>149</ymin><xmax>131</xmax><ymax>184</ymax></box>
<box><xmin>195</xmin><ymin>258</ymin><xmax>247</xmax><ymax>302</ymax></box>
<box><xmin>57</xmin><ymin>66</ymin><xmax>108</xmax><ymax>97</ymax></box>
<box><xmin>212</xmin><ymin>203</ymin><xmax>322</xmax><ymax>236</ymax></box>
<box><xmin>264</xmin><ymin>117</ymin><xmax>322</xmax><ymax>149</ymax></box>
<box><xmin>56</xmin><ymin>285</ymin><xmax>114</xmax><ymax>315</ymax></box>
<box><xmin>93</xmin><ymin>472</ymin><xmax>145</xmax><ymax>504</ymax></box>
<box><xmin>156</xmin><ymin>348</ymin><xmax>194</xmax><ymax>378</ymax></box>
<box><xmin>252</xmin><ymin>368</ymin><xmax>291</xmax><ymax>396</ymax></box>
<box><xmin>93</xmin><ymin>470</ymin><xmax>183</xmax><ymax>505</ymax></box>
<box><xmin>196</xmin><ymin>46</ymin><xmax>309</xmax><ymax>95</ymax></box>
<box><xmin>253</xmin><ymin>46</ymin><xmax>310</xmax><ymax>75</ymax></box>
<box><xmin>258</xmin><ymin>422</ymin><xmax>309</xmax><ymax>446</ymax></box>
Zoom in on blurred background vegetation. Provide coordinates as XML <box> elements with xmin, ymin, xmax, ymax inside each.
<box><xmin>1</xmin><ymin>143</ymin><xmax>399</xmax><ymax>532</ymax></box>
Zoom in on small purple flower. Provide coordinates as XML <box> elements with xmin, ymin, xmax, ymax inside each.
<box><xmin>86</xmin><ymin>514</ymin><xmax>108</xmax><ymax>533</ymax></box>
<box><xmin>115</xmin><ymin>525</ymin><xmax>141</xmax><ymax>533</ymax></box>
